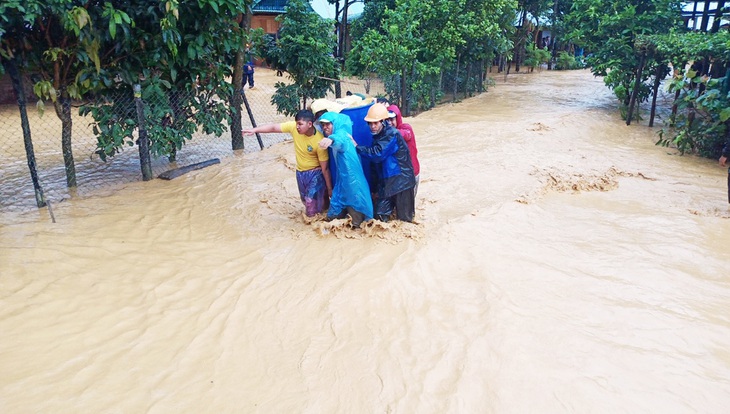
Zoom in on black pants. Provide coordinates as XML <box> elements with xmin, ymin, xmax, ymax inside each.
<box><xmin>328</xmin><ymin>206</ymin><xmax>366</xmax><ymax>228</ymax></box>
<box><xmin>375</xmin><ymin>187</ymin><xmax>415</xmax><ymax>222</ymax></box>
<box><xmin>242</xmin><ymin>73</ymin><xmax>254</xmax><ymax>88</ymax></box>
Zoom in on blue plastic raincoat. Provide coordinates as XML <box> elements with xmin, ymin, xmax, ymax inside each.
<box><xmin>319</xmin><ymin>112</ymin><xmax>374</xmax><ymax>220</ymax></box>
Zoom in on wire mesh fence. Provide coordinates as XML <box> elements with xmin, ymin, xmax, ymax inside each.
<box><xmin>0</xmin><ymin>68</ymin><xmax>383</xmax><ymax>212</ymax></box>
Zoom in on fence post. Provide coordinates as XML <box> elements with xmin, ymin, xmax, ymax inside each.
<box><xmin>134</xmin><ymin>84</ymin><xmax>153</xmax><ymax>181</ymax></box>
<box><xmin>242</xmin><ymin>90</ymin><xmax>264</xmax><ymax>150</ymax></box>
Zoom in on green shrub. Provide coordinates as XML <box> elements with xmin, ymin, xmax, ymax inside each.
<box><xmin>657</xmin><ymin>71</ymin><xmax>730</xmax><ymax>158</ymax></box>
<box><xmin>555</xmin><ymin>51</ymin><xmax>581</xmax><ymax>70</ymax></box>
<box><xmin>524</xmin><ymin>46</ymin><xmax>551</xmax><ymax>69</ymax></box>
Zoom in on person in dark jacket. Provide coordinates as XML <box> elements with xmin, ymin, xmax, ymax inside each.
<box><xmin>356</xmin><ymin>104</ymin><xmax>416</xmax><ymax>222</ymax></box>
<box><xmin>388</xmin><ymin>104</ymin><xmax>420</xmax><ymax>196</ymax></box>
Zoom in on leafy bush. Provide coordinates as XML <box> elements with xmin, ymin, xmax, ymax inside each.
<box><xmin>80</xmin><ymin>76</ymin><xmax>230</xmax><ymax>162</ymax></box>
<box><xmin>270</xmin><ymin>82</ymin><xmax>303</xmax><ymax>117</ymax></box>
<box><xmin>555</xmin><ymin>51</ymin><xmax>581</xmax><ymax>70</ymax></box>
<box><xmin>524</xmin><ymin>46</ymin><xmax>551</xmax><ymax>69</ymax></box>
<box><xmin>657</xmin><ymin>70</ymin><xmax>730</xmax><ymax>157</ymax></box>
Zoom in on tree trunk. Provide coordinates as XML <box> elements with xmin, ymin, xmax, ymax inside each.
<box><xmin>549</xmin><ymin>0</ymin><xmax>558</xmax><ymax>70</ymax></box>
<box><xmin>230</xmin><ymin>47</ymin><xmax>245</xmax><ymax>150</ymax></box>
<box><xmin>134</xmin><ymin>85</ymin><xmax>153</xmax><ymax>181</ymax></box>
<box><xmin>230</xmin><ymin>11</ymin><xmax>252</xmax><ymax>150</ymax></box>
<box><xmin>334</xmin><ymin>74</ymin><xmax>342</xmax><ymax>99</ymax></box>
<box><xmin>515</xmin><ymin>10</ymin><xmax>527</xmax><ymax>73</ymax></box>
<box><xmin>401</xmin><ymin>66</ymin><xmax>408</xmax><ymax>115</ymax></box>
<box><xmin>670</xmin><ymin>89</ymin><xmax>681</xmax><ymax>125</ymax></box>
<box><xmin>464</xmin><ymin>62</ymin><xmax>471</xmax><ymax>97</ymax></box>
<box><xmin>626</xmin><ymin>53</ymin><xmax>646</xmax><ymax>125</ymax></box>
<box><xmin>335</xmin><ymin>0</ymin><xmax>350</xmax><ymax>99</ymax></box>
<box><xmin>698</xmin><ymin>58</ymin><xmax>710</xmax><ymax>95</ymax></box>
<box><xmin>649</xmin><ymin>64</ymin><xmax>664</xmax><ymax>127</ymax></box>
<box><xmin>335</xmin><ymin>0</ymin><xmax>342</xmax><ymax>58</ymax></box>
<box><xmin>548</xmin><ymin>36</ymin><xmax>557</xmax><ymax>70</ymax></box>
<box><xmin>453</xmin><ymin>55</ymin><xmax>460</xmax><ymax>102</ymax></box>
<box><xmin>478</xmin><ymin>60</ymin><xmax>484</xmax><ymax>93</ymax></box>
<box><xmin>342</xmin><ymin>2</ymin><xmax>350</xmax><ymax>56</ymax></box>
<box><xmin>5</xmin><ymin>58</ymin><xmax>47</xmax><ymax>207</ymax></box>
<box><xmin>54</xmin><ymin>96</ymin><xmax>77</xmax><ymax>187</ymax></box>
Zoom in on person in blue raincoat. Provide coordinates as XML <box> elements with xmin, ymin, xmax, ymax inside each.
<box><xmin>317</xmin><ymin>111</ymin><xmax>374</xmax><ymax>228</ymax></box>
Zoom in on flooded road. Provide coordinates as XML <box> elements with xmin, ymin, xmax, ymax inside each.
<box><xmin>2</xmin><ymin>69</ymin><xmax>730</xmax><ymax>413</ymax></box>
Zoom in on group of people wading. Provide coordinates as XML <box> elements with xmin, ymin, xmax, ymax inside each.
<box><xmin>242</xmin><ymin>97</ymin><xmax>420</xmax><ymax>228</ymax></box>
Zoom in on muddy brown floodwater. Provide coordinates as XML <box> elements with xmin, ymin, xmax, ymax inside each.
<box><xmin>1</xmin><ymin>69</ymin><xmax>730</xmax><ymax>413</ymax></box>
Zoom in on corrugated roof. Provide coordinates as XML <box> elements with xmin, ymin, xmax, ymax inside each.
<box><xmin>252</xmin><ymin>0</ymin><xmax>314</xmax><ymax>14</ymax></box>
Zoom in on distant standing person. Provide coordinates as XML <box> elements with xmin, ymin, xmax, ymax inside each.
<box><xmin>719</xmin><ymin>134</ymin><xmax>730</xmax><ymax>203</ymax></box>
<box><xmin>356</xmin><ymin>104</ymin><xmax>416</xmax><ymax>222</ymax></box>
<box><xmin>243</xmin><ymin>110</ymin><xmax>332</xmax><ymax>216</ymax></box>
<box><xmin>242</xmin><ymin>61</ymin><xmax>254</xmax><ymax>90</ymax></box>
<box><xmin>317</xmin><ymin>112</ymin><xmax>373</xmax><ymax>227</ymax></box>
<box><xmin>388</xmin><ymin>104</ymin><xmax>420</xmax><ymax>196</ymax></box>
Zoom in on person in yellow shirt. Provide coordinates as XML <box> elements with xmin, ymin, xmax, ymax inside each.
<box><xmin>243</xmin><ymin>110</ymin><xmax>333</xmax><ymax>216</ymax></box>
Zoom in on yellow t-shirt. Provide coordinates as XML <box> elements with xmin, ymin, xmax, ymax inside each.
<box><xmin>281</xmin><ymin>121</ymin><xmax>329</xmax><ymax>171</ymax></box>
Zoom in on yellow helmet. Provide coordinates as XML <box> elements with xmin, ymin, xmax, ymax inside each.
<box><xmin>364</xmin><ymin>104</ymin><xmax>390</xmax><ymax>122</ymax></box>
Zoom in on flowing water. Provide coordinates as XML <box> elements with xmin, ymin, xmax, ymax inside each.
<box><xmin>1</xmin><ymin>69</ymin><xmax>729</xmax><ymax>413</ymax></box>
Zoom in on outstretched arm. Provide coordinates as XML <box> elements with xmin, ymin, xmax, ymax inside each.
<box><xmin>242</xmin><ymin>124</ymin><xmax>282</xmax><ymax>136</ymax></box>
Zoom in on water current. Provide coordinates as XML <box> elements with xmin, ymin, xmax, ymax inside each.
<box><xmin>1</xmin><ymin>69</ymin><xmax>729</xmax><ymax>413</ymax></box>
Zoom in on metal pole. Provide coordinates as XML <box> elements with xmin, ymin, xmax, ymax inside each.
<box><xmin>242</xmin><ymin>90</ymin><xmax>264</xmax><ymax>150</ymax></box>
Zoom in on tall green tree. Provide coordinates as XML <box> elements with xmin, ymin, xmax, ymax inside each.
<box><xmin>1</xmin><ymin>1</ymin><xmax>49</xmax><ymax>207</ymax></box>
<box><xmin>2</xmin><ymin>0</ymin><xmax>262</xmax><ymax>173</ymax></box>
<box><xmin>654</xmin><ymin>30</ymin><xmax>730</xmax><ymax>157</ymax></box>
<box><xmin>513</xmin><ymin>0</ymin><xmax>552</xmax><ymax>73</ymax></box>
<box><xmin>78</xmin><ymin>0</ymin><xmax>260</xmax><ymax>161</ymax></box>
<box><xmin>0</xmin><ymin>0</ymin><xmax>109</xmax><ymax>188</ymax></box>
<box><xmin>349</xmin><ymin>0</ymin><xmax>516</xmax><ymax>112</ymax></box>
<box><xmin>269</xmin><ymin>0</ymin><xmax>340</xmax><ymax>116</ymax></box>
<box><xmin>325</xmin><ymin>0</ymin><xmax>364</xmax><ymax>97</ymax></box>
<box><xmin>566</xmin><ymin>0</ymin><xmax>683</xmax><ymax>115</ymax></box>
<box><xmin>350</xmin><ymin>0</ymin><xmax>420</xmax><ymax>110</ymax></box>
